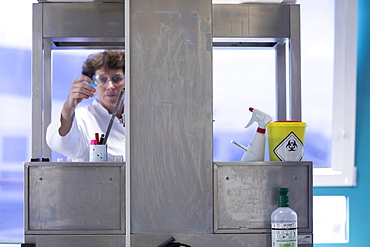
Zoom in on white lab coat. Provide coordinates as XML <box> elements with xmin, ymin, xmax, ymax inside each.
<box><xmin>46</xmin><ymin>100</ymin><xmax>125</xmax><ymax>161</ymax></box>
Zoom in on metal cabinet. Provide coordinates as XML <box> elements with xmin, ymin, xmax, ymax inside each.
<box><xmin>24</xmin><ymin>162</ymin><xmax>125</xmax><ymax>246</ymax></box>
<box><xmin>214</xmin><ymin>162</ymin><xmax>313</xmax><ymax>246</ymax></box>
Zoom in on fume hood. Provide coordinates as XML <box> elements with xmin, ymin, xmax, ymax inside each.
<box><xmin>27</xmin><ymin>1</ymin><xmax>312</xmax><ymax>246</ymax></box>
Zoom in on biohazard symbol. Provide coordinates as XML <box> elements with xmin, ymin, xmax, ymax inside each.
<box><xmin>286</xmin><ymin>140</ymin><xmax>298</xmax><ymax>152</ymax></box>
<box><xmin>273</xmin><ymin>132</ymin><xmax>304</xmax><ymax>161</ymax></box>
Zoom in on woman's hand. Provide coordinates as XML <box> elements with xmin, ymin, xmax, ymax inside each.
<box><xmin>59</xmin><ymin>75</ymin><xmax>96</xmax><ymax>136</ymax></box>
<box><xmin>64</xmin><ymin>75</ymin><xmax>96</xmax><ymax>111</ymax></box>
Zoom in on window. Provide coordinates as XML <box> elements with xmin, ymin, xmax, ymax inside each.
<box><xmin>0</xmin><ymin>0</ymin><xmax>37</xmax><ymax>243</ymax></box>
<box><xmin>313</xmin><ymin>196</ymin><xmax>348</xmax><ymax>243</ymax></box>
<box><xmin>299</xmin><ymin>0</ymin><xmax>357</xmax><ymax>187</ymax></box>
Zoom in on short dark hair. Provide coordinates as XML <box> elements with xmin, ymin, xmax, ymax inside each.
<box><xmin>82</xmin><ymin>50</ymin><xmax>125</xmax><ymax>79</ymax></box>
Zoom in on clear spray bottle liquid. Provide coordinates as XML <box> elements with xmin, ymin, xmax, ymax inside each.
<box><xmin>271</xmin><ymin>187</ymin><xmax>298</xmax><ymax>247</ymax></box>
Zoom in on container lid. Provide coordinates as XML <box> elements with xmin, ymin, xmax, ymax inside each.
<box><xmin>267</xmin><ymin>121</ymin><xmax>307</xmax><ymax>127</ymax></box>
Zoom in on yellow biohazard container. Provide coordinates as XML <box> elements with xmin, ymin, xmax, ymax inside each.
<box><xmin>267</xmin><ymin>121</ymin><xmax>307</xmax><ymax>161</ymax></box>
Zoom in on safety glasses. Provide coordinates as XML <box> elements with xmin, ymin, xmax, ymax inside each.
<box><xmin>93</xmin><ymin>73</ymin><xmax>125</xmax><ymax>85</ymax></box>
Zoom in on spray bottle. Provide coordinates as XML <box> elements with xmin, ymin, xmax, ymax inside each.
<box><xmin>271</xmin><ymin>188</ymin><xmax>298</xmax><ymax>247</ymax></box>
<box><xmin>232</xmin><ymin>107</ymin><xmax>272</xmax><ymax>161</ymax></box>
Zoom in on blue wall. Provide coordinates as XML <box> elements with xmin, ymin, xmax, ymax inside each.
<box><xmin>314</xmin><ymin>0</ymin><xmax>370</xmax><ymax>246</ymax></box>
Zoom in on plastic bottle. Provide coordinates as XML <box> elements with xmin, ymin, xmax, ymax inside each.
<box><xmin>232</xmin><ymin>107</ymin><xmax>272</xmax><ymax>161</ymax></box>
<box><xmin>271</xmin><ymin>187</ymin><xmax>298</xmax><ymax>247</ymax></box>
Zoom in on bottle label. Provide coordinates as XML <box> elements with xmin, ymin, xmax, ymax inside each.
<box><xmin>272</xmin><ymin>222</ymin><xmax>297</xmax><ymax>229</ymax></box>
<box><xmin>271</xmin><ymin>224</ymin><xmax>297</xmax><ymax>247</ymax></box>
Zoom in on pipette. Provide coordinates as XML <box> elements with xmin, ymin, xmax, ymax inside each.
<box><xmin>100</xmin><ymin>87</ymin><xmax>125</xmax><ymax>145</ymax></box>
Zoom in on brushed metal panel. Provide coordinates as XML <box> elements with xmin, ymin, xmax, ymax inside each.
<box><xmin>25</xmin><ymin>162</ymin><xmax>125</xmax><ymax>234</ymax></box>
<box><xmin>129</xmin><ymin>0</ymin><xmax>213</xmax><ymax>233</ymax></box>
<box><xmin>43</xmin><ymin>39</ymin><xmax>52</xmax><ymax>159</ymax></box>
<box><xmin>214</xmin><ymin>161</ymin><xmax>312</xmax><ymax>234</ymax></box>
<box><xmin>132</xmin><ymin>233</ymin><xmax>270</xmax><ymax>247</ymax></box>
<box><xmin>213</xmin><ymin>4</ymin><xmax>290</xmax><ymax>38</ymax></box>
<box><xmin>276</xmin><ymin>42</ymin><xmax>287</xmax><ymax>121</ymax></box>
<box><xmin>25</xmin><ymin>235</ymin><xmax>125</xmax><ymax>247</ymax></box>
<box><xmin>42</xmin><ymin>3</ymin><xmax>124</xmax><ymax>38</ymax></box>
<box><xmin>25</xmin><ymin>233</ymin><xmax>312</xmax><ymax>247</ymax></box>
<box><xmin>289</xmin><ymin>4</ymin><xmax>301</xmax><ymax>121</ymax></box>
<box><xmin>31</xmin><ymin>3</ymin><xmax>43</xmax><ymax>158</ymax></box>
<box><xmin>131</xmin><ymin>233</ymin><xmax>313</xmax><ymax>247</ymax></box>
<box><xmin>248</xmin><ymin>4</ymin><xmax>290</xmax><ymax>38</ymax></box>
<box><xmin>213</xmin><ymin>5</ymin><xmax>247</xmax><ymax>37</ymax></box>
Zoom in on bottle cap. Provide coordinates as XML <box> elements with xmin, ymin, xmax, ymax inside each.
<box><xmin>278</xmin><ymin>187</ymin><xmax>290</xmax><ymax>207</ymax></box>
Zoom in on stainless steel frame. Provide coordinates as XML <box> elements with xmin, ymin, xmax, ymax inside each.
<box><xmin>128</xmin><ymin>0</ymin><xmax>213</xmax><ymax>236</ymax></box>
<box><xmin>31</xmin><ymin>2</ymin><xmax>125</xmax><ymax>159</ymax></box>
<box><xmin>29</xmin><ymin>2</ymin><xmax>310</xmax><ymax>247</ymax></box>
<box><xmin>31</xmin><ymin>2</ymin><xmax>301</xmax><ymax>159</ymax></box>
<box><xmin>213</xmin><ymin>4</ymin><xmax>301</xmax><ymax>121</ymax></box>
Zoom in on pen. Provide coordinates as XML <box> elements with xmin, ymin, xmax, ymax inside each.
<box><xmin>95</xmin><ymin>133</ymin><xmax>99</xmax><ymax>144</ymax></box>
<box><xmin>99</xmin><ymin>134</ymin><xmax>105</xmax><ymax>145</ymax></box>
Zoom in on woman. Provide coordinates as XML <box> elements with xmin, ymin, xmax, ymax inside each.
<box><xmin>46</xmin><ymin>50</ymin><xmax>126</xmax><ymax>161</ymax></box>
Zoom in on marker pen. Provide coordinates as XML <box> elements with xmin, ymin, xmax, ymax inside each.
<box><xmin>95</xmin><ymin>133</ymin><xmax>99</xmax><ymax>144</ymax></box>
<box><xmin>99</xmin><ymin>134</ymin><xmax>105</xmax><ymax>145</ymax></box>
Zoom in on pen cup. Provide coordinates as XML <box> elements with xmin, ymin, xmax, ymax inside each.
<box><xmin>89</xmin><ymin>144</ymin><xmax>107</xmax><ymax>162</ymax></box>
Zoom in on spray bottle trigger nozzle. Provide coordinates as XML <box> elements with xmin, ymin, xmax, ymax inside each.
<box><xmin>245</xmin><ymin>107</ymin><xmax>272</xmax><ymax>129</ymax></box>
<box><xmin>245</xmin><ymin>107</ymin><xmax>257</xmax><ymax>128</ymax></box>
<box><xmin>245</xmin><ymin>119</ymin><xmax>255</xmax><ymax>128</ymax></box>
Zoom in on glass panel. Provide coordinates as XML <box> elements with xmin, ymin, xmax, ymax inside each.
<box><xmin>50</xmin><ymin>50</ymin><xmax>105</xmax><ymax>161</ymax></box>
<box><xmin>298</xmin><ymin>0</ymin><xmax>335</xmax><ymax>168</ymax></box>
<box><xmin>313</xmin><ymin>196</ymin><xmax>348</xmax><ymax>243</ymax></box>
<box><xmin>0</xmin><ymin>0</ymin><xmax>36</xmax><ymax>243</ymax></box>
<box><xmin>213</xmin><ymin>48</ymin><xmax>276</xmax><ymax>161</ymax></box>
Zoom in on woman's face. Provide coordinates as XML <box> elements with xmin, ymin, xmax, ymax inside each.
<box><xmin>94</xmin><ymin>68</ymin><xmax>125</xmax><ymax>114</ymax></box>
